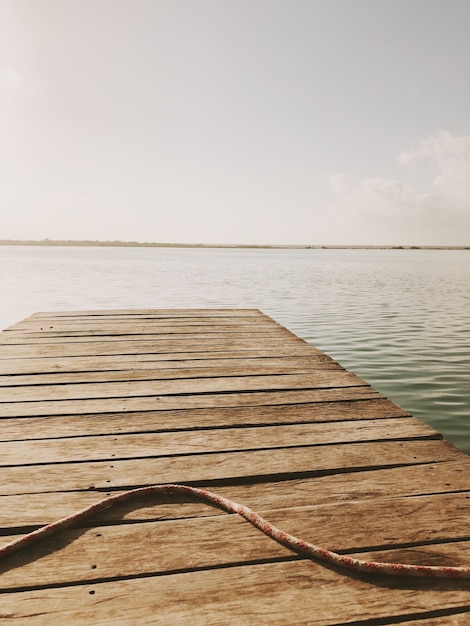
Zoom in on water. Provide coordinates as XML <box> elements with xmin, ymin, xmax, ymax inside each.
<box><xmin>1</xmin><ymin>245</ymin><xmax>469</xmax><ymax>453</ymax></box>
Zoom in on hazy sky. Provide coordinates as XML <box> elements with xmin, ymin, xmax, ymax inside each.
<box><xmin>1</xmin><ymin>0</ymin><xmax>469</xmax><ymax>245</ymax></box>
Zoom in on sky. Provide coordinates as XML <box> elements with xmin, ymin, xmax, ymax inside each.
<box><xmin>0</xmin><ymin>0</ymin><xmax>469</xmax><ymax>246</ymax></box>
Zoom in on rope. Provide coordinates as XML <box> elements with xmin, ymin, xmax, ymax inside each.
<box><xmin>1</xmin><ymin>484</ymin><xmax>469</xmax><ymax>579</ymax></box>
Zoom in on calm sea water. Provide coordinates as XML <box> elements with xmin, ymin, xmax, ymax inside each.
<box><xmin>1</xmin><ymin>245</ymin><xmax>469</xmax><ymax>454</ymax></box>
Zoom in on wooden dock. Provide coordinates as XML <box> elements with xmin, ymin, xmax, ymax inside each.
<box><xmin>1</xmin><ymin>308</ymin><xmax>470</xmax><ymax>624</ymax></box>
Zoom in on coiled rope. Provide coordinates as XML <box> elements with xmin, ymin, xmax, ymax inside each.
<box><xmin>1</xmin><ymin>484</ymin><xmax>469</xmax><ymax>579</ymax></box>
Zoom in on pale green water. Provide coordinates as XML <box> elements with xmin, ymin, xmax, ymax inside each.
<box><xmin>1</xmin><ymin>245</ymin><xmax>469</xmax><ymax>453</ymax></box>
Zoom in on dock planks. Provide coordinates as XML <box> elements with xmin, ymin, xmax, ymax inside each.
<box><xmin>1</xmin><ymin>309</ymin><xmax>470</xmax><ymax>624</ymax></box>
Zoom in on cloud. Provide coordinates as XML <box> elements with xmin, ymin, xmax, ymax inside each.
<box><xmin>398</xmin><ymin>131</ymin><xmax>470</xmax><ymax>206</ymax></box>
<box><xmin>329</xmin><ymin>131</ymin><xmax>470</xmax><ymax>244</ymax></box>
<box><xmin>330</xmin><ymin>173</ymin><xmax>421</xmax><ymax>217</ymax></box>
<box><xmin>0</xmin><ymin>68</ymin><xmax>26</xmax><ymax>92</ymax></box>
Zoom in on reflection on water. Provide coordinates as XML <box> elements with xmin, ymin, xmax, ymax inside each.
<box><xmin>1</xmin><ymin>246</ymin><xmax>469</xmax><ymax>453</ymax></box>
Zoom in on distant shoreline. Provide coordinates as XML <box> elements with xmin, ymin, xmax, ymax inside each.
<box><xmin>0</xmin><ymin>239</ymin><xmax>469</xmax><ymax>250</ymax></box>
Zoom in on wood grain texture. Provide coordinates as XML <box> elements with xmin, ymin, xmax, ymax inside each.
<box><xmin>0</xmin><ymin>337</ymin><xmax>310</xmax><ymax>359</ymax></box>
<box><xmin>1</xmin><ymin>460</ymin><xmax>469</xmax><ymax>528</ymax></box>
<box><xmin>0</xmin><ymin>360</ymin><xmax>342</xmax><ymax>387</ymax></box>
<box><xmin>1</xmin><ymin>308</ymin><xmax>470</xmax><ymax>625</ymax></box>
<box><xmin>1</xmin><ymin>559</ymin><xmax>470</xmax><ymax>625</ymax></box>
<box><xmin>0</xmin><ymin>418</ymin><xmax>439</xmax><ymax>466</ymax></box>
<box><xmin>0</xmin><ymin>386</ymin><xmax>381</xmax><ymax>417</ymax></box>
<box><xmin>0</xmin><ymin>399</ymin><xmax>410</xmax><ymax>440</ymax></box>
<box><xmin>0</xmin><ymin>323</ymin><xmax>293</xmax><ymax>342</ymax></box>
<box><xmin>0</xmin><ymin>349</ymin><xmax>325</xmax><ymax>375</ymax></box>
<box><xmin>0</xmin><ymin>371</ymin><xmax>366</xmax><ymax>402</ymax></box>
<box><xmin>0</xmin><ymin>440</ymin><xmax>462</xmax><ymax>495</ymax></box>
<box><xmin>28</xmin><ymin>308</ymin><xmax>264</xmax><ymax>317</ymax></box>
<box><xmin>2</xmin><ymin>493</ymin><xmax>470</xmax><ymax>590</ymax></box>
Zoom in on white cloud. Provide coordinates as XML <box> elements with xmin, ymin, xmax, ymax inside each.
<box><xmin>398</xmin><ymin>131</ymin><xmax>470</xmax><ymax>206</ymax></box>
<box><xmin>0</xmin><ymin>68</ymin><xmax>25</xmax><ymax>92</ymax></box>
<box><xmin>329</xmin><ymin>131</ymin><xmax>470</xmax><ymax>244</ymax></box>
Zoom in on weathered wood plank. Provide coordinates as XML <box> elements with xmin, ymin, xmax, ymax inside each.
<box><xmin>5</xmin><ymin>309</ymin><xmax>268</xmax><ymax>329</ymax></box>
<box><xmin>0</xmin><ymin>399</ymin><xmax>410</xmax><ymax>440</ymax></box>
<box><xmin>0</xmin><ymin>315</ymin><xmax>286</xmax><ymax>332</ymax></box>
<box><xmin>0</xmin><ymin>440</ymin><xmax>462</xmax><ymax>495</ymax></box>
<box><xmin>28</xmin><ymin>308</ymin><xmax>264</xmax><ymax>317</ymax></box>
<box><xmin>0</xmin><ymin>360</ymin><xmax>342</xmax><ymax>387</ymax></box>
<box><xmin>1</xmin><ymin>557</ymin><xmax>470</xmax><ymax>625</ymax></box>
<box><xmin>1</xmin><ymin>320</ymin><xmax>280</xmax><ymax>341</ymax></box>
<box><xmin>405</xmin><ymin>617</ymin><xmax>470</xmax><ymax>625</ymax></box>
<box><xmin>0</xmin><ymin>386</ymin><xmax>381</xmax><ymax>417</ymax></box>
<box><xmin>2</xmin><ymin>321</ymin><xmax>282</xmax><ymax>337</ymax></box>
<box><xmin>1</xmin><ymin>493</ymin><xmax>470</xmax><ymax>590</ymax></box>
<box><xmin>0</xmin><ymin>320</ymin><xmax>293</xmax><ymax>342</ymax></box>
<box><xmin>1</xmin><ymin>460</ymin><xmax>469</xmax><ymax>529</ymax></box>
<box><xmin>5</xmin><ymin>313</ymin><xmax>270</xmax><ymax>332</ymax></box>
<box><xmin>0</xmin><ymin>331</ymin><xmax>295</xmax><ymax>346</ymax></box>
<box><xmin>0</xmin><ymin>330</ymin><xmax>286</xmax><ymax>344</ymax></box>
<box><xmin>0</xmin><ymin>418</ymin><xmax>439</xmax><ymax>466</ymax></box>
<box><xmin>6</xmin><ymin>314</ymin><xmax>270</xmax><ymax>323</ymax></box>
<box><xmin>0</xmin><ymin>352</ymin><xmax>328</xmax><ymax>375</ymax></box>
<box><xmin>0</xmin><ymin>371</ymin><xmax>366</xmax><ymax>403</ymax></box>
<box><xmin>5</xmin><ymin>315</ymin><xmax>272</xmax><ymax>324</ymax></box>
<box><xmin>1</xmin><ymin>320</ymin><xmax>280</xmax><ymax>335</ymax></box>
<box><xmin>2</xmin><ymin>320</ymin><xmax>280</xmax><ymax>336</ymax></box>
<box><xmin>0</xmin><ymin>337</ymin><xmax>310</xmax><ymax>359</ymax></box>
<box><xmin>0</xmin><ymin>340</ymin><xmax>313</xmax><ymax>361</ymax></box>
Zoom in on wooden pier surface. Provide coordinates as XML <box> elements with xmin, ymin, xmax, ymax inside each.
<box><xmin>1</xmin><ymin>308</ymin><xmax>470</xmax><ymax>624</ymax></box>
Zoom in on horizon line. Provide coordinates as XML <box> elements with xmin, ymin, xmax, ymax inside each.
<box><xmin>0</xmin><ymin>239</ymin><xmax>469</xmax><ymax>250</ymax></box>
